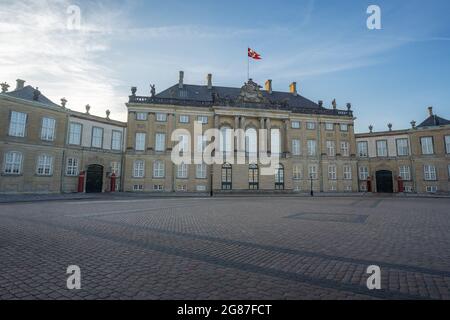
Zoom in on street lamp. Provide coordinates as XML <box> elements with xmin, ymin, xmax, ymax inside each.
<box><xmin>310</xmin><ymin>174</ymin><xmax>314</xmax><ymax>197</ymax></box>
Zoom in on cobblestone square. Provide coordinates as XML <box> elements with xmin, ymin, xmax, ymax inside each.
<box><xmin>1</xmin><ymin>196</ymin><xmax>449</xmax><ymax>300</ymax></box>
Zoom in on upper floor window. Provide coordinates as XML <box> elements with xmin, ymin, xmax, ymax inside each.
<box><xmin>197</xmin><ymin>116</ymin><xmax>208</xmax><ymax>125</ymax></box>
<box><xmin>293</xmin><ymin>165</ymin><xmax>302</xmax><ymax>180</ymax></box>
<box><xmin>326</xmin><ymin>141</ymin><xmax>336</xmax><ymax>157</ymax></box>
<box><xmin>36</xmin><ymin>155</ymin><xmax>53</xmax><ymax>176</ymax></box>
<box><xmin>396</xmin><ymin>138</ymin><xmax>409</xmax><ymax>156</ymax></box>
<box><xmin>111</xmin><ymin>131</ymin><xmax>123</xmax><ymax>151</ymax></box>
<box><xmin>41</xmin><ymin>117</ymin><xmax>56</xmax><ymax>141</ymax></box>
<box><xmin>424</xmin><ymin>165</ymin><xmax>437</xmax><ymax>181</ymax></box>
<box><xmin>179</xmin><ymin>115</ymin><xmax>190</xmax><ymax>124</ymax></box>
<box><xmin>341</xmin><ymin>141</ymin><xmax>350</xmax><ymax>157</ymax></box>
<box><xmin>357</xmin><ymin>141</ymin><xmax>368</xmax><ymax>158</ymax></box>
<box><xmin>133</xmin><ymin>160</ymin><xmax>145</xmax><ymax>178</ymax></box>
<box><xmin>136</xmin><ymin>112</ymin><xmax>148</xmax><ymax>121</ymax></box>
<box><xmin>292</xmin><ymin>139</ymin><xmax>301</xmax><ymax>156</ymax></box>
<box><xmin>66</xmin><ymin>158</ymin><xmax>79</xmax><ymax>176</ymax></box>
<box><xmin>306</xmin><ymin>122</ymin><xmax>316</xmax><ymax>130</ymax></box>
<box><xmin>325</xmin><ymin>123</ymin><xmax>334</xmax><ymax>131</ymax></box>
<box><xmin>445</xmin><ymin>136</ymin><xmax>450</xmax><ymax>154</ymax></box>
<box><xmin>91</xmin><ymin>127</ymin><xmax>104</xmax><ymax>148</ymax></box>
<box><xmin>9</xmin><ymin>111</ymin><xmax>27</xmax><ymax>137</ymax></box>
<box><xmin>179</xmin><ymin>134</ymin><xmax>190</xmax><ymax>154</ymax></box>
<box><xmin>291</xmin><ymin>121</ymin><xmax>301</xmax><ymax>129</ymax></box>
<box><xmin>68</xmin><ymin>123</ymin><xmax>82</xmax><ymax>145</ymax></box>
<box><xmin>307</xmin><ymin>140</ymin><xmax>317</xmax><ymax>156</ymax></box>
<box><xmin>328</xmin><ymin>165</ymin><xmax>337</xmax><ymax>180</ymax></box>
<box><xmin>135</xmin><ymin>133</ymin><xmax>146</xmax><ymax>151</ymax></box>
<box><xmin>153</xmin><ymin>160</ymin><xmax>165</xmax><ymax>178</ymax></box>
<box><xmin>156</xmin><ymin>113</ymin><xmax>167</xmax><ymax>122</ymax></box>
<box><xmin>399</xmin><ymin>165</ymin><xmax>411</xmax><ymax>181</ymax></box>
<box><xmin>308</xmin><ymin>164</ymin><xmax>318</xmax><ymax>180</ymax></box>
<box><xmin>340</xmin><ymin>124</ymin><xmax>349</xmax><ymax>132</ymax></box>
<box><xmin>3</xmin><ymin>151</ymin><xmax>23</xmax><ymax>175</ymax></box>
<box><xmin>421</xmin><ymin>137</ymin><xmax>434</xmax><ymax>155</ymax></box>
<box><xmin>343</xmin><ymin>165</ymin><xmax>352</xmax><ymax>180</ymax></box>
<box><xmin>359</xmin><ymin>166</ymin><xmax>369</xmax><ymax>181</ymax></box>
<box><xmin>376</xmin><ymin>140</ymin><xmax>388</xmax><ymax>157</ymax></box>
<box><xmin>155</xmin><ymin>133</ymin><xmax>166</xmax><ymax>152</ymax></box>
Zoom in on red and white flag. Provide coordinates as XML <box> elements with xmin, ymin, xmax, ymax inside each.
<box><xmin>248</xmin><ymin>48</ymin><xmax>262</xmax><ymax>60</ymax></box>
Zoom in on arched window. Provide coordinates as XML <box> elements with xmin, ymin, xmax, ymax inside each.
<box><xmin>249</xmin><ymin>164</ymin><xmax>259</xmax><ymax>190</ymax></box>
<box><xmin>245</xmin><ymin>128</ymin><xmax>258</xmax><ymax>157</ymax></box>
<box><xmin>221</xmin><ymin>163</ymin><xmax>232</xmax><ymax>190</ymax></box>
<box><xmin>275</xmin><ymin>164</ymin><xmax>285</xmax><ymax>190</ymax></box>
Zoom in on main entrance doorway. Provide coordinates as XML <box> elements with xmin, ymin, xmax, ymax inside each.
<box><xmin>86</xmin><ymin>165</ymin><xmax>104</xmax><ymax>193</ymax></box>
<box><xmin>376</xmin><ymin>170</ymin><xmax>393</xmax><ymax>193</ymax></box>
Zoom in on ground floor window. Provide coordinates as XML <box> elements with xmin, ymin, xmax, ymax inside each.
<box><xmin>3</xmin><ymin>151</ymin><xmax>23</xmax><ymax>175</ymax></box>
<box><xmin>275</xmin><ymin>164</ymin><xmax>285</xmax><ymax>190</ymax></box>
<box><xmin>66</xmin><ymin>158</ymin><xmax>79</xmax><ymax>176</ymax></box>
<box><xmin>36</xmin><ymin>155</ymin><xmax>53</xmax><ymax>176</ymax></box>
<box><xmin>249</xmin><ymin>164</ymin><xmax>259</xmax><ymax>190</ymax></box>
<box><xmin>222</xmin><ymin>163</ymin><xmax>232</xmax><ymax>190</ymax></box>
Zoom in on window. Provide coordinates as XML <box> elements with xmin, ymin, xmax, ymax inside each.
<box><xmin>197</xmin><ymin>135</ymin><xmax>208</xmax><ymax>154</ymax></box>
<box><xmin>36</xmin><ymin>155</ymin><xmax>53</xmax><ymax>176</ymax></box>
<box><xmin>111</xmin><ymin>162</ymin><xmax>121</xmax><ymax>176</ymax></box>
<box><xmin>357</xmin><ymin>141</ymin><xmax>368</xmax><ymax>158</ymax></box>
<box><xmin>306</xmin><ymin>122</ymin><xmax>316</xmax><ymax>130</ymax></box>
<box><xmin>291</xmin><ymin>121</ymin><xmax>300</xmax><ymax>129</ymax></box>
<box><xmin>341</xmin><ymin>141</ymin><xmax>350</xmax><ymax>157</ymax></box>
<box><xmin>340</xmin><ymin>124</ymin><xmax>349</xmax><ymax>132</ymax></box>
<box><xmin>156</xmin><ymin>113</ymin><xmax>167</xmax><ymax>122</ymax></box>
<box><xmin>249</xmin><ymin>164</ymin><xmax>259</xmax><ymax>190</ymax></box>
<box><xmin>426</xmin><ymin>186</ymin><xmax>438</xmax><ymax>193</ymax></box>
<box><xmin>275</xmin><ymin>164</ymin><xmax>285</xmax><ymax>190</ymax></box>
<box><xmin>91</xmin><ymin>127</ymin><xmax>104</xmax><ymax>148</ymax></box>
<box><xmin>343</xmin><ymin>165</ymin><xmax>352</xmax><ymax>180</ymax></box>
<box><xmin>179</xmin><ymin>115</ymin><xmax>190</xmax><ymax>123</ymax></box>
<box><xmin>197</xmin><ymin>116</ymin><xmax>208</xmax><ymax>125</ymax></box>
<box><xmin>308</xmin><ymin>165</ymin><xmax>318</xmax><ymax>180</ymax></box>
<box><xmin>326</xmin><ymin>141</ymin><xmax>336</xmax><ymax>157</ymax></box>
<box><xmin>111</xmin><ymin>131</ymin><xmax>123</xmax><ymax>151</ymax></box>
<box><xmin>135</xmin><ymin>133</ymin><xmax>146</xmax><ymax>151</ymax></box>
<box><xmin>421</xmin><ymin>137</ymin><xmax>434</xmax><ymax>155</ymax></box>
<box><xmin>396</xmin><ymin>139</ymin><xmax>409</xmax><ymax>156</ymax></box>
<box><xmin>196</xmin><ymin>164</ymin><xmax>207</xmax><ymax>179</ymax></box>
<box><xmin>359</xmin><ymin>166</ymin><xmax>369</xmax><ymax>181</ymax></box>
<box><xmin>153</xmin><ymin>185</ymin><xmax>165</xmax><ymax>191</ymax></box>
<box><xmin>292</xmin><ymin>139</ymin><xmax>301</xmax><ymax>156</ymax></box>
<box><xmin>399</xmin><ymin>165</ymin><xmax>411</xmax><ymax>181</ymax></box>
<box><xmin>41</xmin><ymin>117</ymin><xmax>56</xmax><ymax>141</ymax></box>
<box><xmin>307</xmin><ymin>140</ymin><xmax>317</xmax><ymax>156</ymax></box>
<box><xmin>222</xmin><ymin>163</ymin><xmax>232</xmax><ymax>190</ymax></box>
<box><xmin>424</xmin><ymin>165</ymin><xmax>437</xmax><ymax>181</ymax></box>
<box><xmin>325</xmin><ymin>123</ymin><xmax>334</xmax><ymax>131</ymax></box>
<box><xmin>245</xmin><ymin>128</ymin><xmax>258</xmax><ymax>155</ymax></box>
<box><xmin>68</xmin><ymin>123</ymin><xmax>82</xmax><ymax>145</ymax></box>
<box><xmin>446</xmin><ymin>136</ymin><xmax>450</xmax><ymax>154</ymax></box>
<box><xmin>271</xmin><ymin>129</ymin><xmax>281</xmax><ymax>154</ymax></box>
<box><xmin>153</xmin><ymin>160</ymin><xmax>165</xmax><ymax>178</ymax></box>
<box><xmin>177</xmin><ymin>162</ymin><xmax>188</xmax><ymax>179</ymax></box>
<box><xmin>136</xmin><ymin>112</ymin><xmax>148</xmax><ymax>121</ymax></box>
<box><xmin>177</xmin><ymin>185</ymin><xmax>187</xmax><ymax>192</ymax></box>
<box><xmin>196</xmin><ymin>185</ymin><xmax>207</xmax><ymax>192</ymax></box>
<box><xmin>8</xmin><ymin>111</ymin><xmax>27</xmax><ymax>137</ymax></box>
<box><xmin>293</xmin><ymin>165</ymin><xmax>302</xmax><ymax>180</ymax></box>
<box><xmin>179</xmin><ymin>134</ymin><xmax>189</xmax><ymax>154</ymax></box>
<box><xmin>155</xmin><ymin>133</ymin><xmax>166</xmax><ymax>152</ymax></box>
<box><xmin>66</xmin><ymin>158</ymin><xmax>79</xmax><ymax>176</ymax></box>
<box><xmin>376</xmin><ymin>140</ymin><xmax>388</xmax><ymax>157</ymax></box>
<box><xmin>328</xmin><ymin>165</ymin><xmax>337</xmax><ymax>180</ymax></box>
<box><xmin>133</xmin><ymin>185</ymin><xmax>144</xmax><ymax>192</ymax></box>
<box><xmin>404</xmin><ymin>186</ymin><xmax>413</xmax><ymax>193</ymax></box>
<box><xmin>3</xmin><ymin>151</ymin><xmax>22</xmax><ymax>175</ymax></box>
<box><xmin>133</xmin><ymin>160</ymin><xmax>145</xmax><ymax>178</ymax></box>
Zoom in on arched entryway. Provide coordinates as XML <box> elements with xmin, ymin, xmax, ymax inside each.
<box><xmin>86</xmin><ymin>164</ymin><xmax>104</xmax><ymax>193</ymax></box>
<box><xmin>376</xmin><ymin>170</ymin><xmax>393</xmax><ymax>193</ymax></box>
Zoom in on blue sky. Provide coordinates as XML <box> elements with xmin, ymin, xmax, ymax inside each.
<box><xmin>1</xmin><ymin>0</ymin><xmax>449</xmax><ymax>132</ymax></box>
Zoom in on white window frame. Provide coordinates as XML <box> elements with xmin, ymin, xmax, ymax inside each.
<box><xmin>153</xmin><ymin>160</ymin><xmax>165</xmax><ymax>178</ymax></box>
<box><xmin>292</xmin><ymin>139</ymin><xmax>301</xmax><ymax>156</ymax></box>
<box><xmin>291</xmin><ymin>121</ymin><xmax>301</xmax><ymax>129</ymax></box>
<box><xmin>399</xmin><ymin>165</ymin><xmax>411</xmax><ymax>181</ymax></box>
<box><xmin>3</xmin><ymin>151</ymin><xmax>23</xmax><ymax>175</ymax></box>
<box><xmin>357</xmin><ymin>141</ymin><xmax>368</xmax><ymax>158</ymax></box>
<box><xmin>325</xmin><ymin>123</ymin><xmax>334</xmax><ymax>131</ymax></box>
<box><xmin>396</xmin><ymin>139</ymin><xmax>409</xmax><ymax>156</ymax></box>
<box><xmin>308</xmin><ymin>165</ymin><xmax>318</xmax><ymax>180</ymax></box>
<box><xmin>156</xmin><ymin>113</ymin><xmax>167</xmax><ymax>122</ymax></box>
<box><xmin>343</xmin><ymin>165</ymin><xmax>352</xmax><ymax>180</ymax></box>
<box><xmin>196</xmin><ymin>163</ymin><xmax>207</xmax><ymax>179</ymax></box>
<box><xmin>421</xmin><ymin>137</ymin><xmax>434</xmax><ymax>155</ymax></box>
<box><xmin>177</xmin><ymin>162</ymin><xmax>188</xmax><ymax>179</ymax></box>
<box><xmin>340</xmin><ymin>124</ymin><xmax>349</xmax><ymax>132</ymax></box>
<box><xmin>66</xmin><ymin>158</ymin><xmax>79</xmax><ymax>176</ymax></box>
<box><xmin>341</xmin><ymin>141</ymin><xmax>350</xmax><ymax>157</ymax></box>
<box><xmin>445</xmin><ymin>136</ymin><xmax>450</xmax><ymax>154</ymax></box>
<box><xmin>111</xmin><ymin>130</ymin><xmax>123</xmax><ymax>151</ymax></box>
<box><xmin>111</xmin><ymin>161</ymin><xmax>121</xmax><ymax>176</ymax></box>
<box><xmin>376</xmin><ymin>140</ymin><xmax>388</xmax><ymax>157</ymax></box>
<box><xmin>8</xmin><ymin>111</ymin><xmax>27</xmax><ymax>137</ymax></box>
<box><xmin>179</xmin><ymin>115</ymin><xmax>190</xmax><ymax>124</ymax></box>
<box><xmin>328</xmin><ymin>165</ymin><xmax>337</xmax><ymax>180</ymax></box>
<box><xmin>155</xmin><ymin>133</ymin><xmax>166</xmax><ymax>152</ymax></box>
<box><xmin>424</xmin><ymin>165</ymin><xmax>437</xmax><ymax>181</ymax></box>
<box><xmin>41</xmin><ymin>117</ymin><xmax>56</xmax><ymax>141</ymax></box>
<box><xmin>136</xmin><ymin>112</ymin><xmax>148</xmax><ymax>121</ymax></box>
<box><xmin>306</xmin><ymin>122</ymin><xmax>316</xmax><ymax>130</ymax></box>
<box><xmin>307</xmin><ymin>140</ymin><xmax>317</xmax><ymax>156</ymax></box>
<box><xmin>197</xmin><ymin>116</ymin><xmax>208</xmax><ymax>125</ymax></box>
<box><xmin>135</xmin><ymin>133</ymin><xmax>146</xmax><ymax>151</ymax></box>
<box><xmin>293</xmin><ymin>165</ymin><xmax>302</xmax><ymax>180</ymax></box>
<box><xmin>359</xmin><ymin>166</ymin><xmax>369</xmax><ymax>181</ymax></box>
<box><xmin>91</xmin><ymin>127</ymin><xmax>104</xmax><ymax>149</ymax></box>
<box><xmin>36</xmin><ymin>155</ymin><xmax>53</xmax><ymax>176</ymax></box>
<box><xmin>326</xmin><ymin>141</ymin><xmax>335</xmax><ymax>157</ymax></box>
<box><xmin>133</xmin><ymin>160</ymin><xmax>145</xmax><ymax>178</ymax></box>
<box><xmin>68</xmin><ymin>123</ymin><xmax>82</xmax><ymax>145</ymax></box>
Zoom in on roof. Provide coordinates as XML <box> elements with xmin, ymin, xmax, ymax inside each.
<box><xmin>417</xmin><ymin>114</ymin><xmax>450</xmax><ymax>128</ymax></box>
<box><xmin>4</xmin><ymin>85</ymin><xmax>60</xmax><ymax>108</ymax></box>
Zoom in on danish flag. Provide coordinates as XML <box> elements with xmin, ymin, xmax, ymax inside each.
<box><xmin>248</xmin><ymin>48</ymin><xmax>262</xmax><ymax>60</ymax></box>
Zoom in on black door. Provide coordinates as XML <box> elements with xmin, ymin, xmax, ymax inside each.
<box><xmin>376</xmin><ymin>170</ymin><xmax>393</xmax><ymax>193</ymax></box>
<box><xmin>86</xmin><ymin>165</ymin><xmax>103</xmax><ymax>193</ymax></box>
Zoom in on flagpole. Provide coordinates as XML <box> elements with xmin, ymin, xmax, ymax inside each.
<box><xmin>247</xmin><ymin>47</ymin><xmax>250</xmax><ymax>81</ymax></box>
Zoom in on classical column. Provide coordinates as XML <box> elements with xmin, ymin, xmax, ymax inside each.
<box><xmin>214</xmin><ymin>115</ymin><xmax>220</xmax><ymax>128</ymax></box>
<box><xmin>167</xmin><ymin>113</ymin><xmax>175</xmax><ymax>150</ymax></box>
<box><xmin>266</xmin><ymin>118</ymin><xmax>272</xmax><ymax>153</ymax></box>
<box><xmin>240</xmin><ymin>116</ymin><xmax>246</xmax><ymax>153</ymax></box>
<box><xmin>234</xmin><ymin>116</ymin><xmax>240</xmax><ymax>152</ymax></box>
<box><xmin>148</xmin><ymin>113</ymin><xmax>155</xmax><ymax>151</ymax></box>
<box><xmin>284</xmin><ymin>119</ymin><xmax>290</xmax><ymax>155</ymax></box>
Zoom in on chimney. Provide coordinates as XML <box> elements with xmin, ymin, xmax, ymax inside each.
<box><xmin>207</xmin><ymin>74</ymin><xmax>212</xmax><ymax>90</ymax></box>
<box><xmin>265</xmin><ymin>80</ymin><xmax>273</xmax><ymax>94</ymax></box>
<box><xmin>289</xmin><ymin>82</ymin><xmax>298</xmax><ymax>96</ymax></box>
<box><xmin>428</xmin><ymin>106</ymin><xmax>433</xmax><ymax>116</ymax></box>
<box><xmin>178</xmin><ymin>71</ymin><xmax>184</xmax><ymax>89</ymax></box>
<box><xmin>16</xmin><ymin>79</ymin><xmax>25</xmax><ymax>91</ymax></box>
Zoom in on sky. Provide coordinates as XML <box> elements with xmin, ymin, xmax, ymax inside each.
<box><xmin>1</xmin><ymin>0</ymin><xmax>449</xmax><ymax>133</ymax></box>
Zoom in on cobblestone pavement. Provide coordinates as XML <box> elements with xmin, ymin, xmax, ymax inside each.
<box><xmin>0</xmin><ymin>196</ymin><xmax>449</xmax><ymax>300</ymax></box>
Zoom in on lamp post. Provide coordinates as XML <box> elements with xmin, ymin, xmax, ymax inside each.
<box><xmin>310</xmin><ymin>174</ymin><xmax>314</xmax><ymax>197</ymax></box>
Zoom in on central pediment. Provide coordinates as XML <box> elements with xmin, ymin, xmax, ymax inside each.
<box><xmin>237</xmin><ymin>79</ymin><xmax>268</xmax><ymax>104</ymax></box>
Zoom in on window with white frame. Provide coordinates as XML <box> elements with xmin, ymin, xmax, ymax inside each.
<box><xmin>179</xmin><ymin>115</ymin><xmax>190</xmax><ymax>124</ymax></box>
<box><xmin>343</xmin><ymin>165</ymin><xmax>352</xmax><ymax>180</ymax></box>
<box><xmin>36</xmin><ymin>155</ymin><xmax>53</xmax><ymax>176</ymax></box>
<box><xmin>133</xmin><ymin>184</ymin><xmax>144</xmax><ymax>192</ymax></box>
<box><xmin>196</xmin><ymin>164</ymin><xmax>207</xmax><ymax>179</ymax></box>
<box><xmin>197</xmin><ymin>116</ymin><xmax>208</xmax><ymax>124</ymax></box>
<box><xmin>340</xmin><ymin>124</ymin><xmax>349</xmax><ymax>132</ymax></box>
<box><xmin>326</xmin><ymin>141</ymin><xmax>335</xmax><ymax>157</ymax></box>
<box><xmin>133</xmin><ymin>160</ymin><xmax>145</xmax><ymax>178</ymax></box>
<box><xmin>426</xmin><ymin>186</ymin><xmax>438</xmax><ymax>193</ymax></box>
<box><xmin>135</xmin><ymin>133</ymin><xmax>146</xmax><ymax>151</ymax></box>
<box><xmin>177</xmin><ymin>162</ymin><xmax>188</xmax><ymax>179</ymax></box>
<box><xmin>396</xmin><ymin>139</ymin><xmax>409</xmax><ymax>156</ymax></box>
<box><xmin>41</xmin><ymin>117</ymin><xmax>56</xmax><ymax>141</ymax></box>
<box><xmin>446</xmin><ymin>136</ymin><xmax>450</xmax><ymax>154</ymax></box>
<box><xmin>292</xmin><ymin>139</ymin><xmax>301</xmax><ymax>156</ymax></box>
<box><xmin>308</xmin><ymin>164</ymin><xmax>318</xmax><ymax>180</ymax></box>
<box><xmin>68</xmin><ymin>123</ymin><xmax>82</xmax><ymax>145</ymax></box>
<box><xmin>306</xmin><ymin>122</ymin><xmax>316</xmax><ymax>130</ymax></box>
<box><xmin>156</xmin><ymin>113</ymin><xmax>167</xmax><ymax>122</ymax></box>
<box><xmin>325</xmin><ymin>123</ymin><xmax>334</xmax><ymax>131</ymax></box>
<box><xmin>3</xmin><ymin>151</ymin><xmax>22</xmax><ymax>175</ymax></box>
<box><xmin>8</xmin><ymin>111</ymin><xmax>27</xmax><ymax>137</ymax></box>
<box><xmin>376</xmin><ymin>140</ymin><xmax>388</xmax><ymax>157</ymax></box>
<box><xmin>357</xmin><ymin>141</ymin><xmax>368</xmax><ymax>158</ymax></box>
<box><xmin>91</xmin><ymin>127</ymin><xmax>104</xmax><ymax>148</ymax></box>
<box><xmin>328</xmin><ymin>165</ymin><xmax>337</xmax><ymax>180</ymax></box>
<box><xmin>341</xmin><ymin>141</ymin><xmax>350</xmax><ymax>157</ymax></box>
<box><xmin>153</xmin><ymin>160</ymin><xmax>165</xmax><ymax>178</ymax></box>
<box><xmin>179</xmin><ymin>134</ymin><xmax>189</xmax><ymax>154</ymax></box>
<box><xmin>111</xmin><ymin>162</ymin><xmax>121</xmax><ymax>176</ymax></box>
<box><xmin>197</xmin><ymin>135</ymin><xmax>208</xmax><ymax>154</ymax></box>
<box><xmin>399</xmin><ymin>165</ymin><xmax>411</xmax><ymax>181</ymax></box>
<box><xmin>421</xmin><ymin>137</ymin><xmax>434</xmax><ymax>155</ymax></box>
<box><xmin>155</xmin><ymin>133</ymin><xmax>166</xmax><ymax>152</ymax></box>
<box><xmin>153</xmin><ymin>185</ymin><xmax>164</xmax><ymax>191</ymax></box>
<box><xmin>111</xmin><ymin>131</ymin><xmax>123</xmax><ymax>151</ymax></box>
<box><xmin>359</xmin><ymin>166</ymin><xmax>369</xmax><ymax>180</ymax></box>
<box><xmin>66</xmin><ymin>158</ymin><xmax>79</xmax><ymax>176</ymax></box>
<box><xmin>424</xmin><ymin>165</ymin><xmax>437</xmax><ymax>181</ymax></box>
<box><xmin>307</xmin><ymin>140</ymin><xmax>317</xmax><ymax>156</ymax></box>
<box><xmin>136</xmin><ymin>112</ymin><xmax>148</xmax><ymax>121</ymax></box>
<box><xmin>291</xmin><ymin>121</ymin><xmax>300</xmax><ymax>129</ymax></box>
<box><xmin>293</xmin><ymin>165</ymin><xmax>302</xmax><ymax>180</ymax></box>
